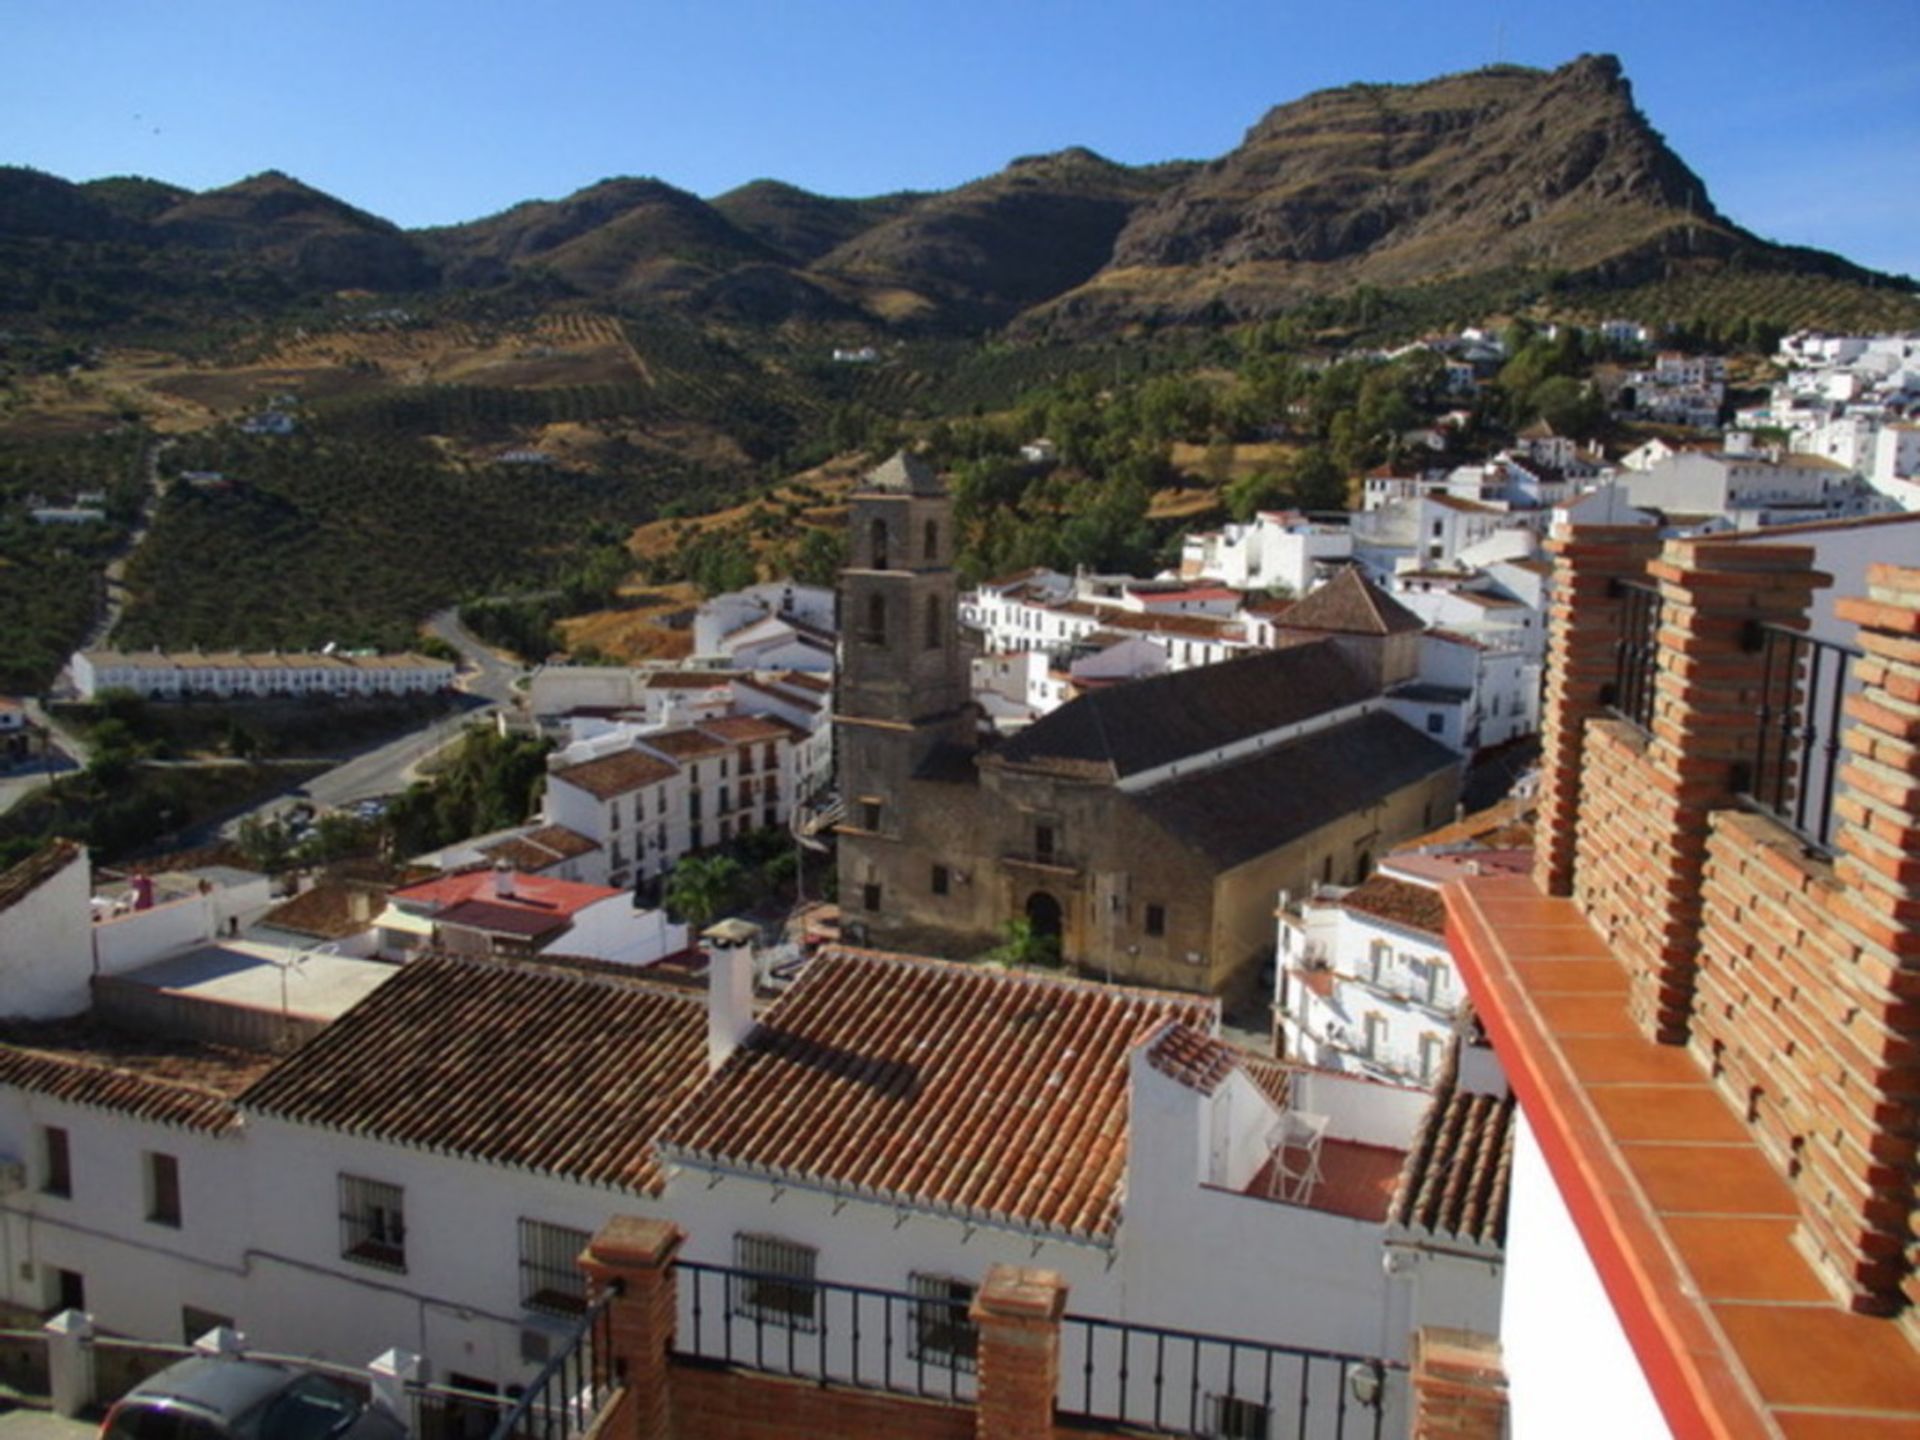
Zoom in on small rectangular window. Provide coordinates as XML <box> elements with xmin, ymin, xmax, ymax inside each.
<box><xmin>1035</xmin><ymin>824</ymin><xmax>1055</xmax><ymax>863</ymax></box>
<box><xmin>1144</xmin><ymin>903</ymin><xmax>1166</xmax><ymax>938</ymax></box>
<box><xmin>909</xmin><ymin>1273</ymin><xmax>978</xmax><ymax>1371</ymax></box>
<box><xmin>53</xmin><ymin>1268</ymin><xmax>85</xmax><ymax>1315</ymax></box>
<box><xmin>731</xmin><ymin>1234</ymin><xmax>817</xmax><ymax>1330</ymax></box>
<box><xmin>147</xmin><ymin>1152</ymin><xmax>181</xmax><ymax>1228</ymax></box>
<box><xmin>863</xmin><ymin>882</ymin><xmax>882</xmax><ymax>913</ymax></box>
<box><xmin>41</xmin><ymin>1126</ymin><xmax>70</xmax><ymax>1197</ymax></box>
<box><xmin>339</xmin><ymin>1174</ymin><xmax>406</xmax><ymax>1272</ymax></box>
<box><xmin>519</xmin><ymin>1219</ymin><xmax>591</xmax><ymax>1316</ymax></box>
<box><xmin>1426</xmin><ymin>711</ymin><xmax>1445</xmax><ymax>735</ymax></box>
<box><xmin>931</xmin><ymin>864</ymin><xmax>950</xmax><ymax>897</ymax></box>
<box><xmin>1209</xmin><ymin>1394</ymin><xmax>1271</xmax><ymax>1439</ymax></box>
<box><xmin>862</xmin><ymin>800</ymin><xmax>882</xmax><ymax>831</ymax></box>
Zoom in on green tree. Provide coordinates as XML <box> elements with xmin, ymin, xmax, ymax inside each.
<box><xmin>990</xmin><ymin>915</ymin><xmax>1061</xmax><ymax>970</ymax></box>
<box><xmin>665</xmin><ymin>854</ymin><xmax>746</xmax><ymax>932</ymax></box>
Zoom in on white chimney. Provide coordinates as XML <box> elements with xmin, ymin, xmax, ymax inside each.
<box><xmin>704</xmin><ymin>918</ymin><xmax>758</xmax><ymax>1071</ymax></box>
<box><xmin>493</xmin><ymin>864</ymin><xmax>515</xmax><ymax>899</ymax></box>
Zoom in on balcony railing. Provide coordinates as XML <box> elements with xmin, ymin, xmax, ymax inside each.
<box><xmin>487</xmin><ymin>1287</ymin><xmax>619</xmax><ymax>1440</ymax></box>
<box><xmin>1058</xmin><ymin>1313</ymin><xmax>1402</xmax><ymax>1439</ymax></box>
<box><xmin>1602</xmin><ymin>577</ymin><xmax>1663</xmax><ymax>735</ymax></box>
<box><xmin>1738</xmin><ymin>621</ymin><xmax>1862</xmax><ymax>855</ymax></box>
<box><xmin>674</xmin><ymin>1261</ymin><xmax>978</xmax><ymax>1404</ymax></box>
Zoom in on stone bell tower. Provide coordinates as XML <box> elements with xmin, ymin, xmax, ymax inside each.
<box><xmin>834</xmin><ymin>451</ymin><xmax>974</xmax><ymax>929</ymax></box>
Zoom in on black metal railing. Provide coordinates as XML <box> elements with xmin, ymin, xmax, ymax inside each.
<box><xmin>487</xmin><ymin>1286</ymin><xmax>620</xmax><ymax>1440</ymax></box>
<box><xmin>411</xmin><ymin>1379</ymin><xmax>516</xmax><ymax>1440</ymax></box>
<box><xmin>1740</xmin><ymin>622</ymin><xmax>1862</xmax><ymax>854</ymax></box>
<box><xmin>675</xmin><ymin>1261</ymin><xmax>978</xmax><ymax>1404</ymax></box>
<box><xmin>1603</xmin><ymin>577</ymin><xmax>1663</xmax><ymax>735</ymax></box>
<box><xmin>1058</xmin><ymin>1314</ymin><xmax>1403</xmax><ymax>1440</ymax></box>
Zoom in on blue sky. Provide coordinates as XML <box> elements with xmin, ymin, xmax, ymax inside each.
<box><xmin>7</xmin><ymin>0</ymin><xmax>1917</xmax><ymax>276</ymax></box>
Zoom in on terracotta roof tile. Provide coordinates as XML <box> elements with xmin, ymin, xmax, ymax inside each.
<box><xmin>698</xmin><ymin>715</ymin><xmax>797</xmax><ymax>744</ymax></box>
<box><xmin>479</xmin><ymin>825</ymin><xmax>600</xmax><ymax>873</ymax></box>
<box><xmin>1145</xmin><ymin>1023</ymin><xmax>1241</xmax><ymax>1094</ymax></box>
<box><xmin>1339</xmin><ymin>876</ymin><xmax>1448</xmax><ymax>938</ymax></box>
<box><xmin>258</xmin><ymin>882</ymin><xmax>386</xmax><ymax>940</ymax></box>
<box><xmin>644</xmin><ymin>728</ymin><xmax>732</xmax><ymax>761</ymax></box>
<box><xmin>0</xmin><ymin>1019</ymin><xmax>275</xmax><ymax>1132</ymax></box>
<box><xmin>662</xmin><ymin>947</ymin><xmax>1213</xmax><ymax>1238</ymax></box>
<box><xmin>550</xmin><ymin>748</ymin><xmax>680</xmax><ymax>799</ymax></box>
<box><xmin>1389</xmin><ymin>1045</ymin><xmax>1515</xmax><ymax>1247</ymax></box>
<box><xmin>241</xmin><ymin>954</ymin><xmax>706</xmax><ymax>1193</ymax></box>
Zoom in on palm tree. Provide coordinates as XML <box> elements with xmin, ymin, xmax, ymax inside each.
<box><xmin>664</xmin><ymin>854</ymin><xmax>745</xmax><ymax>932</ymax></box>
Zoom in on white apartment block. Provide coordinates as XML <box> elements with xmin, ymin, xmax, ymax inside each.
<box><xmin>72</xmin><ymin>650</ymin><xmax>454</xmax><ymax>701</ymax></box>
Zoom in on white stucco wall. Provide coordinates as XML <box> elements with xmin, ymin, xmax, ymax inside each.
<box><xmin>1502</xmin><ymin>1112</ymin><xmax>1670</xmax><ymax>1439</ymax></box>
<box><xmin>0</xmin><ymin>849</ymin><xmax>93</xmax><ymax>1018</ymax></box>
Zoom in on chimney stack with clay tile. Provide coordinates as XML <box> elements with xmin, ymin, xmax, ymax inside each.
<box><xmin>702</xmin><ymin>918</ymin><xmax>759</xmax><ymax>1072</ymax></box>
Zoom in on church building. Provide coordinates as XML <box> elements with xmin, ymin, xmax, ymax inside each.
<box><xmin>835</xmin><ymin>452</ymin><xmax>1462</xmax><ymax>998</ymax></box>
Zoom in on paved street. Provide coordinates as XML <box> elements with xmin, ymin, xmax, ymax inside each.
<box><xmin>0</xmin><ymin>1406</ymin><xmax>93</xmax><ymax>1440</ymax></box>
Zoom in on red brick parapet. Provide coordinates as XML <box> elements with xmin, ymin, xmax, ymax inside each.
<box><xmin>971</xmin><ymin>1266</ymin><xmax>1067</xmax><ymax>1440</ymax></box>
<box><xmin>580</xmin><ymin>1217</ymin><xmax>683</xmax><ymax>1440</ymax></box>
<box><xmin>1533</xmin><ymin>525</ymin><xmax>1663</xmax><ymax>897</ymax></box>
<box><xmin>1410</xmin><ymin>1327</ymin><xmax>1506</xmax><ymax>1439</ymax></box>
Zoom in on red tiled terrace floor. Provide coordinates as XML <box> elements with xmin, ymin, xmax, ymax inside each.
<box><xmin>1447</xmin><ymin>871</ymin><xmax>1920</xmax><ymax>1439</ymax></box>
<box><xmin>1245</xmin><ymin>1138</ymin><xmax>1406</xmax><ymax>1223</ymax></box>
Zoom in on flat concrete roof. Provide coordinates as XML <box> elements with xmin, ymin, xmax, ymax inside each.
<box><xmin>119</xmin><ymin>941</ymin><xmax>396</xmax><ymax>1021</ymax></box>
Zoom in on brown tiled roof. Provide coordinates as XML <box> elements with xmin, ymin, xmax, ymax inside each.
<box><xmin>0</xmin><ymin>838</ymin><xmax>82</xmax><ymax>916</ymax></box>
<box><xmin>1135</xmin><ymin>714</ymin><xmax>1459</xmax><ymax>868</ymax></box>
<box><xmin>550</xmin><ymin>748</ymin><xmax>679</xmax><ymax>799</ymax></box>
<box><xmin>258</xmin><ymin>882</ymin><xmax>386</xmax><ymax>940</ymax></box>
<box><xmin>1339</xmin><ymin>876</ymin><xmax>1447</xmax><ymax>938</ymax></box>
<box><xmin>1274</xmin><ymin>568</ymin><xmax>1424</xmax><ymax>637</ymax></box>
<box><xmin>0</xmin><ymin>1019</ymin><xmax>277</xmax><ymax>1132</ymax></box>
<box><xmin>644</xmin><ymin>671</ymin><xmax>734</xmax><ymax>690</ymax></box>
<box><xmin>1389</xmin><ymin>1046</ymin><xmax>1515</xmax><ymax>1247</ymax></box>
<box><xmin>661</xmin><ymin>947</ymin><xmax>1213</xmax><ymax>1238</ymax></box>
<box><xmin>435</xmin><ymin>898</ymin><xmax>572</xmax><ymax>939</ymax></box>
<box><xmin>479</xmin><ymin>825</ymin><xmax>601</xmax><ymax>873</ymax></box>
<box><xmin>698</xmin><ymin>715</ymin><xmax>796</xmax><ymax>744</ymax></box>
<box><xmin>1053</xmin><ymin>601</ymin><xmax>1243</xmax><ymax>641</ymax></box>
<box><xmin>988</xmin><ymin>640</ymin><xmax>1374</xmax><ymax>783</ymax></box>
<box><xmin>771</xmin><ymin>670</ymin><xmax>831</xmax><ymax>694</ymax></box>
<box><xmin>1426</xmin><ymin>495</ymin><xmax>1502</xmax><ymax>514</ymax></box>
<box><xmin>241</xmin><ymin>954</ymin><xmax>705</xmax><ymax>1193</ymax></box>
<box><xmin>1240</xmin><ymin>1055</ymin><xmax>1293</xmax><ymax>1111</ymax></box>
<box><xmin>645</xmin><ymin>727</ymin><xmax>732</xmax><ymax>761</ymax></box>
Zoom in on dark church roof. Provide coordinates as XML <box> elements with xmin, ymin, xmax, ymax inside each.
<box><xmin>1274</xmin><ymin>567</ymin><xmax>1424</xmax><ymax>637</ymax></box>
<box><xmin>1132</xmin><ymin>712</ymin><xmax>1459</xmax><ymax>868</ymax></box>
<box><xmin>987</xmin><ymin>639</ymin><xmax>1374</xmax><ymax>782</ymax></box>
<box><xmin>859</xmin><ymin>450</ymin><xmax>944</xmax><ymax>497</ymax></box>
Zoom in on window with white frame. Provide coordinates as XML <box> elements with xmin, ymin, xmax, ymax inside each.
<box><xmin>731</xmin><ymin>1234</ymin><xmax>817</xmax><ymax>1330</ymax></box>
<box><xmin>1367</xmin><ymin>940</ymin><xmax>1390</xmax><ymax>985</ymax></box>
<box><xmin>908</xmin><ymin>1273</ymin><xmax>977</xmax><ymax>1371</ymax></box>
<box><xmin>339</xmin><ymin>1174</ymin><xmax>406</xmax><ymax>1271</ymax></box>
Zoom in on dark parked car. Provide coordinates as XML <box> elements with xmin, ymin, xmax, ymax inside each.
<box><xmin>101</xmin><ymin>1356</ymin><xmax>407</xmax><ymax>1440</ymax></box>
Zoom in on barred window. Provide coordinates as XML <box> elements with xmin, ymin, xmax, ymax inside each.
<box><xmin>339</xmin><ymin>1174</ymin><xmax>406</xmax><ymax>1271</ymax></box>
<box><xmin>909</xmin><ymin>1274</ymin><xmax>977</xmax><ymax>1371</ymax></box>
<box><xmin>519</xmin><ymin>1219</ymin><xmax>591</xmax><ymax>1316</ymax></box>
<box><xmin>730</xmin><ymin>1234</ymin><xmax>817</xmax><ymax>1330</ymax></box>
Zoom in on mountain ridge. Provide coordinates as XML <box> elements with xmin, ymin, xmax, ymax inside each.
<box><xmin>1</xmin><ymin>55</ymin><xmax>1909</xmax><ymax>339</ymax></box>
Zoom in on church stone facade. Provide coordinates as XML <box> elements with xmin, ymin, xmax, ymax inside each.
<box><xmin>835</xmin><ymin>453</ymin><xmax>1462</xmax><ymax>999</ymax></box>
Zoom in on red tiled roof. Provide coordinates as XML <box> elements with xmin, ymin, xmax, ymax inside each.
<box><xmin>0</xmin><ymin>838</ymin><xmax>82</xmax><ymax>916</ymax></box>
<box><xmin>1389</xmin><ymin>1045</ymin><xmax>1515</xmax><ymax>1247</ymax></box>
<box><xmin>241</xmin><ymin>954</ymin><xmax>706</xmax><ymax>1192</ymax></box>
<box><xmin>390</xmin><ymin>870</ymin><xmax>617</xmax><ymax>919</ymax></box>
<box><xmin>1339</xmin><ymin>875</ymin><xmax>1447</xmax><ymax>938</ymax></box>
<box><xmin>550</xmin><ymin>748</ymin><xmax>679</xmax><ymax>799</ymax></box>
<box><xmin>662</xmin><ymin>947</ymin><xmax>1214</xmax><ymax>1237</ymax></box>
<box><xmin>771</xmin><ymin>670</ymin><xmax>831</xmax><ymax>694</ymax></box>
<box><xmin>435</xmin><ymin>898</ymin><xmax>573</xmax><ymax>939</ymax></box>
<box><xmin>1426</xmin><ymin>495</ymin><xmax>1502</xmax><ymax>514</ymax></box>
